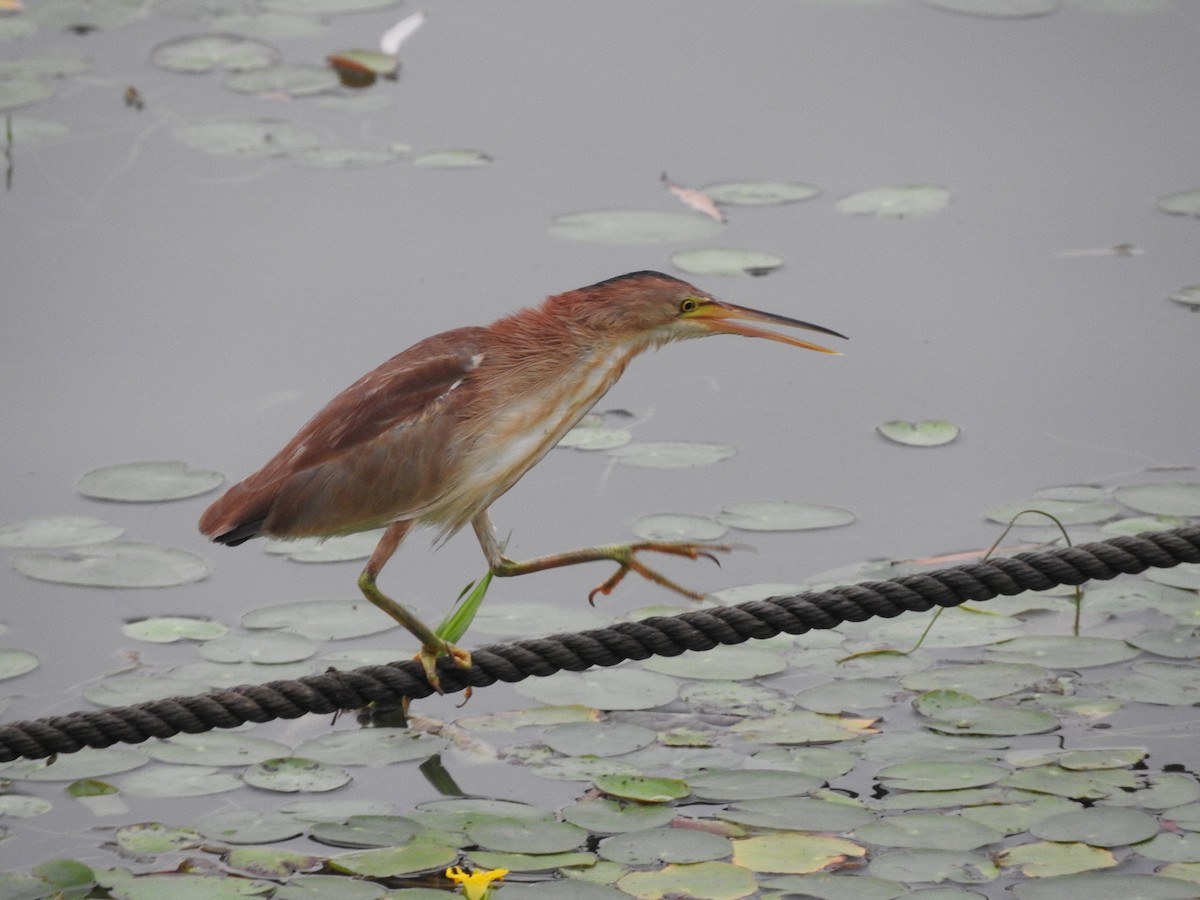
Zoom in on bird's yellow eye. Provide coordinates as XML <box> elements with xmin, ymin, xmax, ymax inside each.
<box><xmin>679</xmin><ymin>297</ymin><xmax>700</xmax><ymax>315</ymax></box>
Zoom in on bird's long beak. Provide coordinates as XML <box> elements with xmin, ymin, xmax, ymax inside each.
<box><xmin>687</xmin><ymin>300</ymin><xmax>847</xmax><ymax>354</ymax></box>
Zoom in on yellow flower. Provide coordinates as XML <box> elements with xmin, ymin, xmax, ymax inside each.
<box><xmin>445</xmin><ymin>865</ymin><xmax>509</xmax><ymax>899</ymax></box>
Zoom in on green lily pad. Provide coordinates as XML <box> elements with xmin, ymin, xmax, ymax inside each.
<box><xmin>999</xmin><ymin>840</ymin><xmax>1116</xmax><ymax>877</ymax></box>
<box><xmin>836</xmin><ymin>184</ymin><xmax>951</xmax><ymax>217</ymax></box>
<box><xmin>197</xmin><ymin>630</ymin><xmax>318</xmax><ymax>664</ymax></box>
<box><xmin>594</xmin><ymin>773</ymin><xmax>690</xmax><ymax>803</ymax></box>
<box><xmin>733</xmin><ymin>832</ymin><xmax>866</xmax><ymax>874</ymax></box>
<box><xmin>224</xmin><ymin>63</ymin><xmax>340</xmax><ymax>96</ymax></box>
<box><xmin>0</xmin><ymin>515</ymin><xmax>124</xmax><ymax>548</ymax></box>
<box><xmin>987</xmin><ymin>635</ymin><xmax>1139</xmax><ymax>667</ymax></box>
<box><xmin>516</xmin><ymin>668</ymin><xmax>679</xmax><ymax>710</ymax></box>
<box><xmin>0</xmin><ymin>78</ymin><xmax>53</xmax><ymax>112</ymax></box>
<box><xmin>632</xmin><ymin>513</ymin><xmax>728</xmax><ymax>542</ymax></box>
<box><xmin>722</xmin><ymin>795</ymin><xmax>874</xmax><ymax>831</ymax></box>
<box><xmin>857</xmin><ymin>814</ymin><xmax>1003</xmax><ymax>850</ymax></box>
<box><xmin>549</xmin><ymin>209</ymin><xmax>724</xmax><ymax>245</ymax></box>
<box><xmin>984</xmin><ymin>498</ymin><xmax>1120</xmax><ymax>525</ymax></box>
<box><xmin>1030</xmin><ymin>806</ymin><xmax>1159</xmax><ymax>847</ymax></box>
<box><xmin>146</xmin><ymin>732</ymin><xmax>291</xmax><ymax>766</ymax></box>
<box><xmin>224</xmin><ymin>848</ymin><xmax>326</xmax><ymax>880</ymax></box>
<box><xmin>1113</xmin><ymin>482</ymin><xmax>1200</xmax><ymax>516</ymax></box>
<box><xmin>670</xmin><ymin>248</ymin><xmax>783</xmax><ymax>276</ymax></box>
<box><xmin>901</xmin><ymin>662</ymin><xmax>1046</xmax><ymax>699</ymax></box>
<box><xmin>0</xmin><ymin>748</ymin><xmax>148</xmax><ymax>782</ymax></box>
<box><xmin>308</xmin><ymin>815</ymin><xmax>421</xmax><ymax>849</ymax></box>
<box><xmin>1012</xmin><ymin>873</ymin><xmax>1200</xmax><ymax>899</ymax></box>
<box><xmin>731</xmin><ymin>710</ymin><xmax>879</xmax><ymax>744</ymax></box>
<box><xmin>541</xmin><ymin>721</ymin><xmax>657</xmax><ymax>757</ymax></box>
<box><xmin>241</xmin><ymin>599</ymin><xmax>397</xmax><ymax>639</ymax></box>
<box><xmin>120</xmin><ymin>764</ymin><xmax>243</xmax><ymax>798</ymax></box>
<box><xmin>412</xmin><ymin>148</ymin><xmax>492</xmax><ymax>168</ymax></box>
<box><xmin>122</xmin><ymin>616</ymin><xmax>228</xmax><ymax>643</ymax></box>
<box><xmin>465</xmin><ymin>816</ymin><xmax>587</xmax><ymax>854</ymax></box>
<box><xmin>1128</xmin><ymin>626</ymin><xmax>1200</xmax><ymax>658</ymax></box>
<box><xmin>293</xmin><ymin>729</ymin><xmax>449</xmax><ymax>766</ymax></box>
<box><xmin>466</xmin><ymin>849</ymin><xmax>597</xmax><ymax>873</ymax></box>
<box><xmin>876</xmin><ymin>761</ymin><xmax>1009</xmax><ymax>792</ymax></box>
<box><xmin>617</xmin><ymin>860</ymin><xmax>757</xmax><ymax>900</ymax></box>
<box><xmin>77</xmin><ymin>460</ymin><xmax>224</xmax><ymax>501</ymax></box>
<box><xmin>1157</xmin><ymin>189</ymin><xmax>1200</xmax><ymax>217</ymax></box>
<box><xmin>717</xmin><ymin>500</ymin><xmax>855</xmax><ymax>531</ymax></box>
<box><xmin>702</xmin><ymin>180</ymin><xmax>821</xmax><ymax>205</ymax></box>
<box><xmin>642</xmin><ymin>645</ymin><xmax>786</xmax><ymax>680</ymax></box>
<box><xmin>599</xmin><ymin>826</ymin><xmax>731</xmax><ymax>865</ymax></box>
<box><xmin>923</xmin><ymin>703</ymin><xmax>1060</xmax><ymax>737</ymax></box>
<box><xmin>150</xmin><ymin>33</ymin><xmax>279</xmax><ymax>72</ymax></box>
<box><xmin>0</xmin><ymin>648</ymin><xmax>39</xmax><ymax>681</ymax></box>
<box><xmin>561</xmin><ymin>797</ymin><xmax>676</xmax><ymax>834</ymax></box>
<box><xmin>869</xmin><ymin>848</ymin><xmax>999</xmax><ymax>883</ymax></box>
<box><xmin>877</xmin><ymin>420</ymin><xmax>960</xmax><ymax>447</ymax></box>
<box><xmin>242</xmin><ymin>757</ymin><xmax>352</xmax><ymax>792</ymax></box>
<box><xmin>687</xmin><ymin>767</ymin><xmax>821</xmax><ymax>801</ymax></box>
<box><xmin>608</xmin><ymin>441</ymin><xmax>736</xmax><ymax>468</ymax></box>
<box><xmin>13</xmin><ymin>540</ymin><xmax>210</xmax><ymax>587</ymax></box>
<box><xmin>198</xmin><ymin>808</ymin><xmax>307</xmax><ymax>844</ymax></box>
<box><xmin>175</xmin><ymin>118</ymin><xmax>321</xmax><ymax>157</ymax></box>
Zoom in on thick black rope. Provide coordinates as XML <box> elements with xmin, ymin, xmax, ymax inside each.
<box><xmin>2</xmin><ymin>525</ymin><xmax>1198</xmax><ymax>763</ymax></box>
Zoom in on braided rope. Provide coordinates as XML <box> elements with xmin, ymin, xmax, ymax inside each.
<box><xmin>2</xmin><ymin>525</ymin><xmax>1197</xmax><ymax>762</ymax></box>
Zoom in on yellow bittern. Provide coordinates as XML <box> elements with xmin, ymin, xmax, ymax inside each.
<box><xmin>200</xmin><ymin>271</ymin><xmax>845</xmax><ymax>683</ymax></box>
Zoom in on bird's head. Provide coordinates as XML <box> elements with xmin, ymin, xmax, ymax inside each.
<box><xmin>564</xmin><ymin>271</ymin><xmax>846</xmax><ymax>354</ymax></box>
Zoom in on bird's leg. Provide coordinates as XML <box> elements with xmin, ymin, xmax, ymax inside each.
<box><xmin>359</xmin><ymin>520</ymin><xmax>471</xmax><ymax>690</ymax></box>
<box><xmin>472</xmin><ymin>511</ymin><xmax>728</xmax><ymax>604</ymax></box>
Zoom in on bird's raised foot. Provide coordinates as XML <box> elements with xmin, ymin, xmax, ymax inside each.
<box><xmin>586</xmin><ymin>541</ymin><xmax>729</xmax><ymax>605</ymax></box>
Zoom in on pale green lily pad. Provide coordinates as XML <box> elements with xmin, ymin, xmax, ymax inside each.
<box><xmin>122</xmin><ymin>616</ymin><xmax>228</xmax><ymax>643</ymax></box>
<box><xmin>241</xmin><ymin>599</ymin><xmax>397</xmax><ymax>639</ymax></box>
<box><xmin>1059</xmin><ymin>748</ymin><xmax>1146</xmax><ymax>770</ymax></box>
<box><xmin>731</xmin><ymin>710</ymin><xmax>879</xmax><ymax>744</ymax></box>
<box><xmin>1084</xmin><ymin>581</ymin><xmax>1200</xmax><ymax>620</ymax></box>
<box><xmin>0</xmin><ymin>56</ymin><xmax>92</xmax><ymax>78</ymax></box>
<box><xmin>702</xmin><ymin>180</ymin><xmax>821</xmax><ymax>205</ymax></box>
<box><xmin>749</xmin><ymin>746</ymin><xmax>857</xmax><ymax>780</ymax></box>
<box><xmin>0</xmin><ymin>78</ymin><xmax>52</xmax><ymax>111</ymax></box>
<box><xmin>281</xmin><ymin>798</ymin><xmax>393</xmax><ymax>822</ymax></box>
<box><xmin>27</xmin><ymin>0</ymin><xmax>151</xmax><ymax>30</ymax></box>
<box><xmin>120</xmin><ymin>764</ymin><xmax>243</xmax><ymax>798</ymax></box>
<box><xmin>1134</xmin><ymin>832</ymin><xmax>1200</xmax><ymax>862</ymax></box>
<box><xmin>99</xmin><ymin>873</ymin><xmax>277</xmax><ymax>899</ymax></box>
<box><xmin>197</xmin><ymin>630</ymin><xmax>318</xmax><ymax>664</ymax></box>
<box><xmin>561</xmin><ymin>797</ymin><xmax>676</xmax><ymax>834</ymax></box>
<box><xmin>599</xmin><ymin>826</ymin><xmax>730</xmax><ymax>865</ymax></box>
<box><xmin>114</xmin><ymin>821</ymin><xmax>202</xmax><ymax>854</ymax></box>
<box><xmin>632</xmin><ymin>513</ymin><xmax>728</xmax><ymax>542</ymax></box>
<box><xmin>466</xmin><ymin>816</ymin><xmax>586</xmax><ymax>853</ymax></box>
<box><xmin>542</xmin><ymin>721</ymin><xmax>656</xmax><ymax>757</ymax></box>
<box><xmin>243</xmin><ymin>757</ymin><xmax>352</xmax><ymax>792</ymax></box>
<box><xmin>213</xmin><ymin>12</ymin><xmax>327</xmax><ymax>39</ymax></box>
<box><xmin>82</xmin><ymin>674</ymin><xmax>213</xmax><ymax>707</ymax></box>
<box><xmin>594</xmin><ymin>773</ymin><xmax>690</xmax><ymax>803</ymax></box>
<box><xmin>175</xmin><ymin>119</ymin><xmax>321</xmax><ymax>157</ymax></box>
<box><xmin>1030</xmin><ymin>806</ymin><xmax>1159</xmax><ymax>846</ymax></box>
<box><xmin>0</xmin><ymin>515</ymin><xmax>124</xmax><ymax>548</ymax></box>
<box><xmin>864</xmin><ymin>608</ymin><xmax>1022</xmax><ymax>648</ymax></box>
<box><xmin>5</xmin><ymin>117</ymin><xmax>70</xmax><ymax>147</ymax></box>
<box><xmin>687</xmin><ymin>767</ymin><xmax>821</xmax><ymax>801</ymax></box>
<box><xmin>857</xmin><ymin>814</ymin><xmax>1003</xmax><ymax>850</ymax></box>
<box><xmin>13</xmin><ymin>540</ymin><xmax>210</xmax><ymax>587</ymax></box>
<box><xmin>263</xmin><ymin>0</ymin><xmax>400</xmax><ymax>14</ymax></box>
<box><xmin>77</xmin><ymin>460</ymin><xmax>224</xmax><ymax>501</ymax></box>
<box><xmin>330</xmin><ymin>843</ymin><xmax>459</xmax><ymax>877</ymax></box>
<box><xmin>617</xmin><ymin>860</ymin><xmax>757</xmax><ymax>900</ymax></box>
<box><xmin>225</xmin><ymin>63</ymin><xmax>340</xmax><ymax>96</ymax></box>
<box><xmin>794</xmin><ymin>676</ymin><xmax>899</xmax><ymax>713</ymax></box>
<box><xmin>146</xmin><ymin>731</ymin><xmax>291</xmax><ymax>766</ymax></box>
<box><xmin>759</xmin><ymin>873</ymin><xmax>907</xmax><ymax>900</ymax></box>
<box><xmin>1169</xmin><ymin>286</ymin><xmax>1200</xmax><ymax>309</ymax></box>
<box><xmin>467</xmin><ymin>849</ymin><xmax>597</xmax><ymax>872</ymax></box>
<box><xmin>836</xmin><ymin>184</ymin><xmax>952</xmax><ymax>217</ymax></box>
<box><xmin>984</xmin><ymin>497</ymin><xmax>1119</xmax><ymax>525</ymax></box>
<box><xmin>150</xmin><ymin>34</ymin><xmax>279</xmax><ymax>72</ymax></box>
<box><xmin>679</xmin><ymin>679</ymin><xmax>789</xmax><ymax>715</ymax></box>
<box><xmin>876</xmin><ymin>761</ymin><xmax>1008</xmax><ymax>791</ymax></box>
<box><xmin>1113</xmin><ymin>482</ymin><xmax>1200</xmax><ymax>516</ymax></box>
<box><xmin>0</xmin><ymin>747</ymin><xmax>147</xmax><ymax>781</ymax></box>
<box><xmin>549</xmin><ymin>209</ymin><xmax>724</xmax><ymax>245</ymax></box>
<box><xmin>1158</xmin><ymin>189</ymin><xmax>1200</xmax><ymax>217</ymax></box>
<box><xmin>923</xmin><ymin>703</ymin><xmax>1060</xmax><ymax>737</ymax></box>
<box><xmin>0</xmin><ymin>795</ymin><xmax>52</xmax><ymax>817</ymax></box>
<box><xmin>901</xmin><ymin>662</ymin><xmax>1046</xmax><ymax>699</ymax></box>
<box><xmin>307</xmin><ymin>814</ymin><xmax>420</xmax><ymax>849</ymax></box>
<box><xmin>717</xmin><ymin>500</ymin><xmax>855</xmax><ymax>531</ymax></box>
<box><xmin>471</xmin><ymin>600</ymin><xmax>603</xmax><ymax>637</ymax></box>
<box><xmin>1003</xmin><ymin>765</ymin><xmax>1138</xmax><ymax>800</ymax></box>
<box><xmin>999</xmin><ymin>840</ymin><xmax>1116</xmax><ymax>877</ymax></box>
<box><xmin>224</xmin><ymin>848</ymin><xmax>326</xmax><ymax>880</ymax></box>
<box><xmin>722</xmin><ymin>795</ymin><xmax>874</xmax><ymax>831</ymax></box>
<box><xmin>293</xmin><ymin>728</ymin><xmax>448</xmax><ymax>766</ymax></box>
<box><xmin>733</xmin><ymin>832</ymin><xmax>866</xmax><ymax>874</ymax></box>
<box><xmin>609</xmin><ymin>441</ymin><xmax>736</xmax><ymax>468</ymax></box>
<box><xmin>290</xmin><ymin>148</ymin><xmax>402</xmax><ymax>169</ymax></box>
<box><xmin>924</xmin><ymin>0</ymin><xmax>1060</xmax><ymax>14</ymax></box>
<box><xmin>517</xmin><ymin>668</ymin><xmax>678</xmax><ymax>710</ymax></box>
<box><xmin>869</xmin><ymin>848</ymin><xmax>999</xmax><ymax>883</ymax></box>
<box><xmin>1012</xmin><ymin>873</ymin><xmax>1200</xmax><ymax>899</ymax></box>
<box><xmin>1147</xmin><ymin>562</ymin><xmax>1200</xmax><ymax>591</ymax></box>
<box><xmin>642</xmin><ymin>645</ymin><xmax>786</xmax><ymax>680</ymax></box>
<box><xmin>198</xmin><ymin>808</ymin><xmax>306</xmax><ymax>844</ymax></box>
<box><xmin>987</xmin><ymin>635</ymin><xmax>1139</xmax><ymax>667</ymax></box>
<box><xmin>669</xmin><ymin>248</ymin><xmax>783</xmax><ymax>277</ymax></box>
<box><xmin>1102</xmin><ymin>514</ymin><xmax>1189</xmax><ymax>535</ymax></box>
<box><xmin>412</xmin><ymin>148</ymin><xmax>492</xmax><ymax>168</ymax></box>
<box><xmin>0</xmin><ymin>648</ymin><xmax>39</xmax><ymax>680</ymax></box>
<box><xmin>1127</xmin><ymin>626</ymin><xmax>1200</xmax><ymax>658</ymax></box>
<box><xmin>1105</xmin><ymin>772</ymin><xmax>1200</xmax><ymax>810</ymax></box>
<box><xmin>557</xmin><ymin>422</ymin><xmax>633</xmax><ymax>450</ymax></box>
<box><xmin>877</xmin><ymin>420</ymin><xmax>960</xmax><ymax>447</ymax></box>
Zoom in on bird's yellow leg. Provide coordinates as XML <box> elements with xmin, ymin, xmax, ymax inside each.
<box><xmin>361</xmin><ymin>521</ymin><xmax>471</xmax><ymax>691</ymax></box>
<box><xmin>472</xmin><ymin>512</ymin><xmax>728</xmax><ymax>604</ymax></box>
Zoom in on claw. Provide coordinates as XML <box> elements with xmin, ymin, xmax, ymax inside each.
<box><xmin>586</xmin><ymin>542</ymin><xmax>731</xmax><ymax>605</ymax></box>
<box><xmin>414</xmin><ymin>642</ymin><xmax>472</xmax><ymax>694</ymax></box>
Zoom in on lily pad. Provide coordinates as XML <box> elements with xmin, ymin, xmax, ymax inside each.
<box><xmin>197</xmin><ymin>631</ymin><xmax>318</xmax><ymax>664</ymax></box>
<box><xmin>594</xmin><ymin>773</ymin><xmax>690</xmax><ymax>803</ymax></box>
<box><xmin>836</xmin><ymin>184</ymin><xmax>952</xmax><ymax>217</ymax></box>
<box><xmin>0</xmin><ymin>747</ymin><xmax>148</xmax><ymax>782</ymax></box>
<box><xmin>13</xmin><ymin>541</ymin><xmax>211</xmax><ymax>587</ymax></box>
<box><xmin>293</xmin><ymin>728</ymin><xmax>448</xmax><ymax>766</ymax></box>
<box><xmin>146</xmin><ymin>732</ymin><xmax>291</xmax><ymax>766</ymax></box>
<box><xmin>617</xmin><ymin>860</ymin><xmax>757</xmax><ymax>900</ymax></box>
<box><xmin>241</xmin><ymin>599</ymin><xmax>397</xmax><ymax>639</ymax></box>
<box><xmin>150</xmin><ymin>33</ymin><xmax>279</xmax><ymax>72</ymax></box>
<box><xmin>465</xmin><ymin>816</ymin><xmax>587</xmax><ymax>854</ymax></box>
<box><xmin>122</xmin><ymin>616</ymin><xmax>228</xmax><ymax>643</ymax></box>
<box><xmin>0</xmin><ymin>515</ymin><xmax>124</xmax><ymax>548</ymax></box>
<box><xmin>290</xmin><ymin>148</ymin><xmax>402</xmax><ymax>169</ymax></box>
<box><xmin>224</xmin><ymin>63</ymin><xmax>340</xmax><ymax>96</ymax></box>
<box><xmin>669</xmin><ymin>248</ymin><xmax>784</xmax><ymax>277</ymax></box>
<box><xmin>175</xmin><ymin>118</ymin><xmax>321</xmax><ymax>157</ymax></box>
<box><xmin>199</xmin><ymin>808</ymin><xmax>307</xmax><ymax>844</ymax></box>
<box><xmin>609</xmin><ymin>442</ymin><xmax>736</xmax><ymax>468</ymax></box>
<box><xmin>858</xmin><ymin>814</ymin><xmax>1003</xmax><ymax>851</ymax></box>
<box><xmin>120</xmin><ymin>764</ymin><xmax>243</xmax><ymax>798</ymax></box>
<box><xmin>599</xmin><ymin>826</ymin><xmax>731</xmax><ymax>865</ymax></box>
<box><xmin>642</xmin><ymin>645</ymin><xmax>786</xmax><ymax>680</ymax></box>
<box><xmin>242</xmin><ymin>757</ymin><xmax>352</xmax><ymax>792</ymax></box>
<box><xmin>308</xmin><ymin>815</ymin><xmax>420</xmax><ymax>849</ymax></box>
<box><xmin>330</xmin><ymin>843</ymin><xmax>459</xmax><ymax>878</ymax></box>
<box><xmin>984</xmin><ymin>497</ymin><xmax>1119</xmax><ymax>525</ymax></box>
<box><xmin>922</xmin><ymin>0</ymin><xmax>1060</xmax><ymax>15</ymax></box>
<box><xmin>542</xmin><ymin>721</ymin><xmax>657</xmax><ymax>757</ymax></box>
<box><xmin>733</xmin><ymin>832</ymin><xmax>866</xmax><ymax>874</ymax></box>
<box><xmin>0</xmin><ymin>78</ymin><xmax>53</xmax><ymax>112</ymax></box>
<box><xmin>1157</xmin><ymin>188</ymin><xmax>1200</xmax><ymax>217</ymax></box>
<box><xmin>1030</xmin><ymin>806</ymin><xmax>1159</xmax><ymax>847</ymax></box>
<box><xmin>876</xmin><ymin>761</ymin><xmax>1008</xmax><ymax>791</ymax></box>
<box><xmin>549</xmin><ymin>209</ymin><xmax>724</xmax><ymax>245</ymax></box>
<box><xmin>517</xmin><ymin>668</ymin><xmax>679</xmax><ymax>710</ymax></box>
<box><xmin>561</xmin><ymin>797</ymin><xmax>676</xmax><ymax>834</ymax></box>
<box><xmin>633</xmin><ymin>513</ymin><xmax>728</xmax><ymax>542</ymax></box>
<box><xmin>717</xmin><ymin>500</ymin><xmax>855</xmax><ymax>531</ymax></box>
<box><xmin>77</xmin><ymin>460</ymin><xmax>224</xmax><ymax>502</ymax></box>
<box><xmin>702</xmin><ymin>180</ymin><xmax>821</xmax><ymax>205</ymax></box>
<box><xmin>1169</xmin><ymin>286</ymin><xmax>1200</xmax><ymax>309</ymax></box>
<box><xmin>1113</xmin><ymin>482</ymin><xmax>1200</xmax><ymax>516</ymax></box>
<box><xmin>987</xmin><ymin>635</ymin><xmax>1139</xmax><ymax>667</ymax></box>
<box><xmin>412</xmin><ymin>148</ymin><xmax>492</xmax><ymax>168</ymax></box>
<box><xmin>1011</xmin><ymin>873</ymin><xmax>1200</xmax><ymax>899</ymax></box>
<box><xmin>0</xmin><ymin>648</ymin><xmax>39</xmax><ymax>681</ymax></box>
<box><xmin>877</xmin><ymin>420</ymin><xmax>960</xmax><ymax>447</ymax></box>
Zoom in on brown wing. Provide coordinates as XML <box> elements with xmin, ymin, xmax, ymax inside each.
<box><xmin>200</xmin><ymin>327</ymin><xmax>486</xmax><ymax>543</ymax></box>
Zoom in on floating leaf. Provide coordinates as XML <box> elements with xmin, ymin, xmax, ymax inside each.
<box><xmin>1011</xmin><ymin>873</ymin><xmax>1200</xmax><ymax>899</ymax></box>
<box><xmin>609</xmin><ymin>442</ymin><xmax>736</xmax><ymax>468</ymax></box>
<box><xmin>516</xmin><ymin>668</ymin><xmax>678</xmax><ymax>710</ymax></box>
<box><xmin>198</xmin><ymin>808</ymin><xmax>306</xmax><ymax>844</ymax></box>
<box><xmin>146</xmin><ymin>732</ymin><xmax>291</xmax><ymax>766</ymax></box>
<box><xmin>923</xmin><ymin>0</ymin><xmax>1060</xmax><ymax>15</ymax></box>
<box><xmin>291</xmin><ymin>147</ymin><xmax>402</xmax><ymax>169</ymax></box>
<box><xmin>731</xmin><ymin>711</ymin><xmax>879</xmax><ymax>744</ymax></box>
<box><xmin>858</xmin><ymin>814</ymin><xmax>1003</xmax><ymax>851</ymax></box>
<box><xmin>308</xmin><ymin>815</ymin><xmax>420</xmax><ymax>849</ymax></box>
<box><xmin>198</xmin><ymin>631</ymin><xmax>318</xmax><ymax>664</ymax></box>
<box><xmin>702</xmin><ymin>180</ymin><xmax>821</xmax><ymax>205</ymax></box>
<box><xmin>732</xmin><ymin>832</ymin><xmax>866</xmax><ymax>874</ymax></box>
<box><xmin>241</xmin><ymin>599</ymin><xmax>397</xmax><ymax>639</ymax></box>
<box><xmin>1000</xmin><ymin>841</ymin><xmax>1116</xmax><ymax>877</ymax></box>
<box><xmin>77</xmin><ymin>460</ymin><xmax>223</xmax><ymax>502</ymax></box>
<box><xmin>330</xmin><ymin>843</ymin><xmax>459</xmax><ymax>878</ymax></box>
<box><xmin>632</xmin><ymin>513</ymin><xmax>728</xmax><ymax>542</ymax></box>
<box><xmin>987</xmin><ymin>635</ymin><xmax>1139</xmax><ymax>667</ymax></box>
<box><xmin>869</xmin><ymin>848</ymin><xmax>999</xmax><ymax>884</ymax></box>
<box><xmin>984</xmin><ymin>498</ymin><xmax>1119</xmax><ymax>525</ymax></box>
<box><xmin>243</xmin><ymin>757</ymin><xmax>352</xmax><ymax>792</ymax></box>
<box><xmin>0</xmin><ymin>747</ymin><xmax>148</xmax><ymax>782</ymax></box>
<box><xmin>293</xmin><ymin>728</ymin><xmax>448</xmax><ymax>766</ymax></box>
<box><xmin>876</xmin><ymin>420</ymin><xmax>960</xmax><ymax>447</ymax></box>
<box><xmin>542</xmin><ymin>721</ymin><xmax>656</xmax><ymax>757</ymax></box>
<box><xmin>0</xmin><ymin>78</ymin><xmax>52</xmax><ymax>112</ymax></box>
<box><xmin>13</xmin><ymin>541</ymin><xmax>210</xmax><ymax>587</ymax></box>
<box><xmin>0</xmin><ymin>648</ymin><xmax>39</xmax><ymax>681</ymax></box>
<box><xmin>1113</xmin><ymin>482</ymin><xmax>1200</xmax><ymax>516</ymax></box>
<box><xmin>549</xmin><ymin>209</ymin><xmax>724</xmax><ymax>245</ymax></box>
<box><xmin>594</xmin><ymin>773</ymin><xmax>690</xmax><ymax>803</ymax></box>
<box><xmin>670</xmin><ymin>248</ymin><xmax>783</xmax><ymax>276</ymax></box>
<box><xmin>1168</xmin><ymin>286</ymin><xmax>1200</xmax><ymax>309</ymax></box>
<box><xmin>224</xmin><ymin>64</ymin><xmax>340</xmax><ymax>96</ymax></box>
<box><xmin>901</xmin><ymin>662</ymin><xmax>1046</xmax><ymax>699</ymax></box>
<box><xmin>83</xmin><ymin>674</ymin><xmax>214</xmax><ymax>707</ymax></box>
<box><xmin>412</xmin><ymin>148</ymin><xmax>492</xmax><ymax>168</ymax></box>
<box><xmin>922</xmin><ymin>703</ymin><xmax>1060</xmax><ymax>737</ymax></box>
<box><xmin>121</xmin><ymin>764</ymin><xmax>242</xmax><ymax>798</ymax></box>
<box><xmin>175</xmin><ymin>118</ymin><xmax>321</xmax><ymax>157</ymax></box>
<box><xmin>642</xmin><ymin>645</ymin><xmax>786</xmax><ymax>681</ymax></box>
<box><xmin>717</xmin><ymin>500</ymin><xmax>855</xmax><ymax>531</ymax></box>
<box><xmin>876</xmin><ymin>761</ymin><xmax>1008</xmax><ymax>791</ymax></box>
<box><xmin>599</xmin><ymin>826</ymin><xmax>731</xmax><ymax>864</ymax></box>
<box><xmin>617</xmin><ymin>860</ymin><xmax>757</xmax><ymax>900</ymax></box>
<box><xmin>122</xmin><ymin>616</ymin><xmax>228</xmax><ymax>643</ymax></box>
<box><xmin>466</xmin><ymin>817</ymin><xmax>587</xmax><ymax>854</ymax></box>
<box><xmin>722</xmin><ymin>795</ymin><xmax>874</xmax><ymax>832</ymax></box>
<box><xmin>1030</xmin><ymin>807</ymin><xmax>1159</xmax><ymax>847</ymax></box>
<box><xmin>687</xmin><ymin>767</ymin><xmax>821</xmax><ymax>801</ymax></box>
<box><xmin>836</xmin><ymin>184</ymin><xmax>951</xmax><ymax>217</ymax></box>
<box><xmin>1157</xmin><ymin>189</ymin><xmax>1200</xmax><ymax>217</ymax></box>
<box><xmin>150</xmin><ymin>33</ymin><xmax>279</xmax><ymax>72</ymax></box>
<box><xmin>0</xmin><ymin>515</ymin><xmax>124</xmax><ymax>548</ymax></box>
<box><xmin>561</xmin><ymin>797</ymin><xmax>676</xmax><ymax>834</ymax></box>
